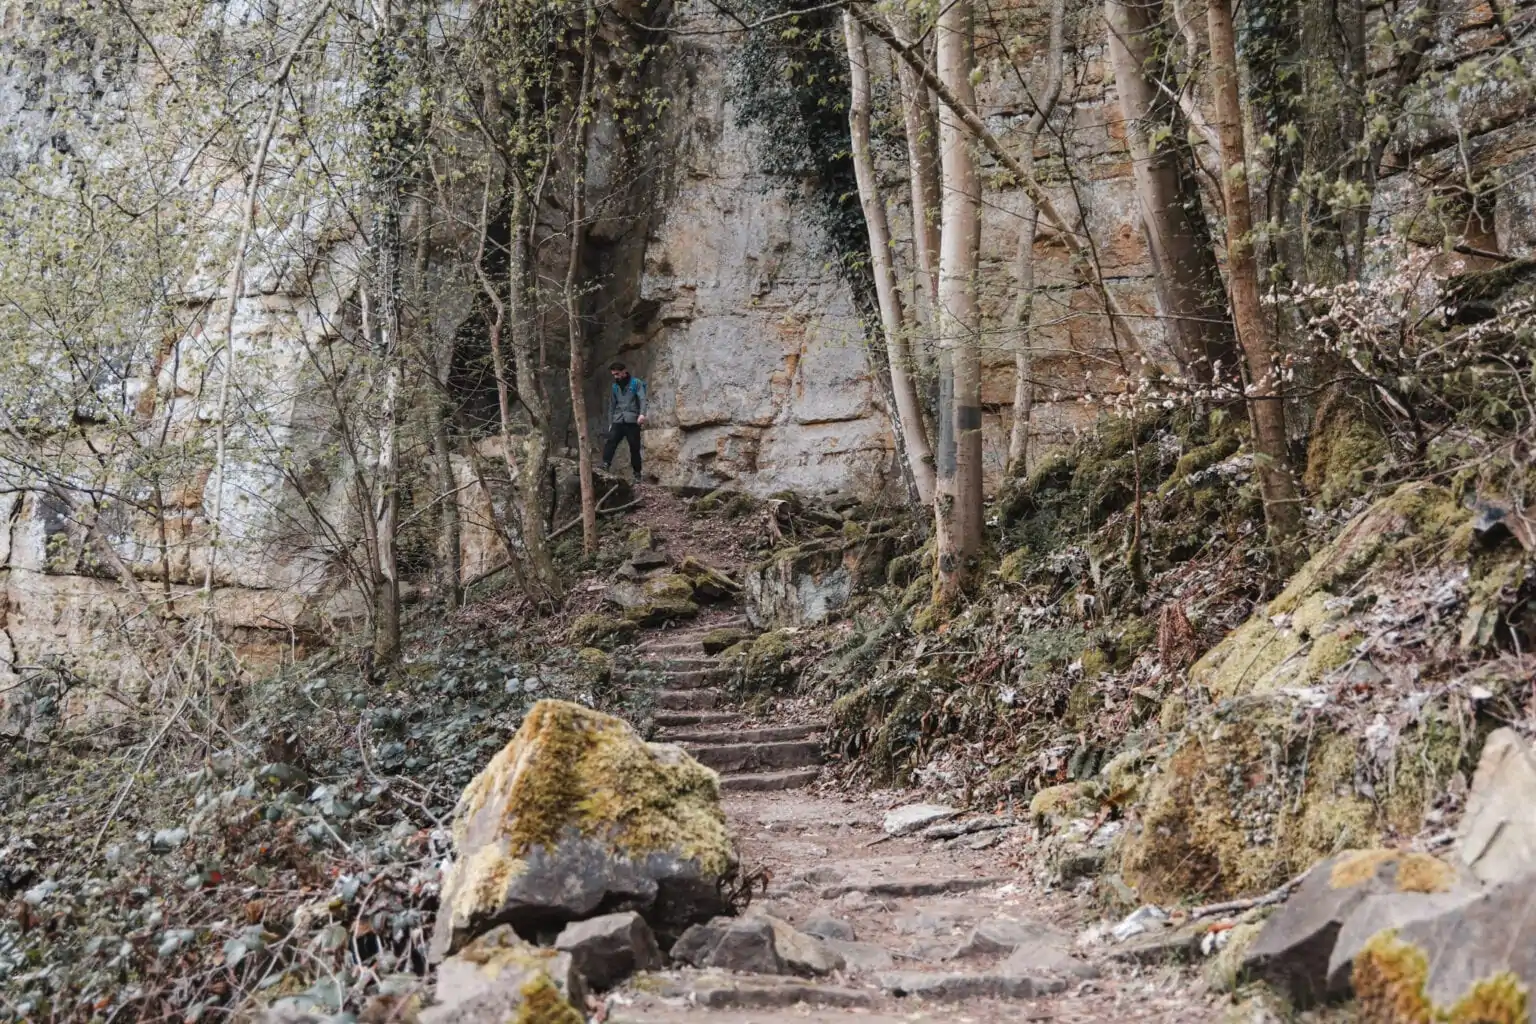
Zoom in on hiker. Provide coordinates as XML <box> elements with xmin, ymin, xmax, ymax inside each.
<box><xmin>602</xmin><ymin>361</ymin><xmax>647</xmax><ymax>480</ymax></box>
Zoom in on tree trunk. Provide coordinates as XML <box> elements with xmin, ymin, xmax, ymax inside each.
<box><xmin>566</xmin><ymin>10</ymin><xmax>599</xmax><ymax>554</ymax></box>
<box><xmin>1007</xmin><ymin>0</ymin><xmax>1066</xmax><ymax>474</ymax></box>
<box><xmin>933</xmin><ymin>0</ymin><xmax>983</xmax><ymax>604</ymax></box>
<box><xmin>1106</xmin><ymin>0</ymin><xmax>1238</xmax><ymax>385</ymax></box>
<box><xmin>889</xmin><ymin>11</ymin><xmax>942</xmax><ymax>332</ymax></box>
<box><xmin>1207</xmin><ymin>0</ymin><xmax>1303</xmax><ymax>563</ymax></box>
<box><xmin>508</xmin><ymin>181</ymin><xmax>562</xmax><ymax>598</ymax></box>
<box><xmin>844</xmin><ymin>11</ymin><xmax>937</xmax><ymax>507</ymax></box>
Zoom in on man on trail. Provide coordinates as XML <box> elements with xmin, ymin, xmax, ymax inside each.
<box><xmin>603</xmin><ymin>361</ymin><xmax>647</xmax><ymax>481</ymax></box>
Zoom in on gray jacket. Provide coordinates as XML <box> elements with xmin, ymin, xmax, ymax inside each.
<box><xmin>607</xmin><ymin>376</ymin><xmax>647</xmax><ymax>425</ymax></box>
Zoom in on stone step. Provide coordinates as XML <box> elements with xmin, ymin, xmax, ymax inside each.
<box><xmin>646</xmin><ymin>657</ymin><xmax>721</xmax><ymax>671</ymax></box>
<box><xmin>663</xmin><ymin>667</ymin><xmax>732</xmax><ymax>689</ymax></box>
<box><xmin>685</xmin><ymin>739</ymin><xmax>823</xmax><ymax>774</ymax></box>
<box><xmin>659</xmin><ymin>723</ymin><xmax>821</xmax><ymax>746</ymax></box>
<box><xmin>636</xmin><ymin>619</ymin><xmax>749</xmax><ymax>649</ymax></box>
<box><xmin>654</xmin><ymin>688</ymin><xmax>723</xmax><ymax>711</ymax></box>
<box><xmin>720</xmin><ymin>767</ymin><xmax>821</xmax><ymax>792</ymax></box>
<box><xmin>651</xmin><ymin>709</ymin><xmax>740</xmax><ymax>729</ymax></box>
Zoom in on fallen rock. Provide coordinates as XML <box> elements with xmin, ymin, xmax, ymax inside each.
<box><xmin>423</xmin><ymin>926</ymin><xmax>586</xmax><ymax>1024</ymax></box>
<box><xmin>1324</xmin><ymin>888</ymin><xmax>1481</xmax><ymax>992</ymax></box>
<box><xmin>880</xmin><ymin>969</ymin><xmax>1070</xmax><ymax>1001</ymax></box>
<box><xmin>1457</xmin><ymin>727</ymin><xmax>1536</xmax><ymax>886</ymax></box>
<box><xmin>644</xmin><ymin>971</ymin><xmax>875</xmax><ymax>1009</ymax></box>
<box><xmin>701</xmin><ymin>626</ymin><xmax>752</xmax><ymax>655</ymax></box>
<box><xmin>762</xmin><ymin>915</ymin><xmax>845</xmax><ymax>976</ymax></box>
<box><xmin>1241</xmin><ymin>848</ymin><xmax>1469</xmax><ymax>1006</ymax></box>
<box><xmin>920</xmin><ymin>814</ymin><xmax>1016</xmax><ymax>841</ymax></box>
<box><xmin>1111</xmin><ymin>905</ymin><xmax>1168</xmax><ymax>942</ymax></box>
<box><xmin>821</xmin><ymin>938</ymin><xmax>894</xmax><ymax>973</ymax></box>
<box><xmin>801</xmin><ymin>913</ymin><xmax>856</xmax><ymax>942</ymax></box>
<box><xmin>958</xmin><ymin>917</ymin><xmax>1072</xmax><ymax>957</ymax></box>
<box><xmin>1000</xmin><ymin>941</ymin><xmax>1101</xmax><ymax>980</ymax></box>
<box><xmin>429</xmin><ymin>700</ymin><xmax>733</xmax><ymax>961</ymax></box>
<box><xmin>567</xmin><ymin>613</ymin><xmax>638</xmax><ymax>650</ymax></box>
<box><xmin>883</xmin><ymin>803</ymin><xmax>958</xmax><ymax>836</ymax></box>
<box><xmin>821</xmin><ymin>876</ymin><xmax>1006</xmax><ymax>900</ymax></box>
<box><xmin>1353</xmin><ymin>871</ymin><xmax>1536</xmax><ymax>1022</ymax></box>
<box><xmin>678</xmin><ymin>556</ymin><xmax>742</xmax><ymax>601</ymax></box>
<box><xmin>1106</xmin><ymin>922</ymin><xmax>1204</xmax><ymax>965</ymax></box>
<box><xmin>672</xmin><ymin>915</ymin><xmax>843</xmax><ymax>976</ymax></box>
<box><xmin>553</xmin><ymin>911</ymin><xmax>662</xmax><ymax>991</ymax></box>
<box><xmin>1029</xmin><ymin>781</ymin><xmax>1101</xmax><ymax>830</ymax></box>
<box><xmin>606</xmin><ymin>574</ymin><xmax>698</xmax><ymax>625</ymax></box>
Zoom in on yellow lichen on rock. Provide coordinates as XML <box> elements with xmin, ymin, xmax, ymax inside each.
<box><xmin>515</xmin><ymin>974</ymin><xmax>585</xmax><ymax>1024</ymax></box>
<box><xmin>1354</xmin><ymin>930</ymin><xmax>1530</xmax><ymax>1024</ymax></box>
<box><xmin>1327</xmin><ymin>850</ymin><xmax>1457</xmax><ymax>894</ymax></box>
<box><xmin>1355</xmin><ymin>930</ymin><xmax>1435</xmax><ymax>1024</ymax></box>
<box><xmin>1030</xmin><ymin>781</ymin><xmax>1101</xmax><ymax>828</ymax></box>
<box><xmin>1122</xmin><ymin>696</ymin><xmax>1379</xmax><ymax>904</ymax></box>
<box><xmin>455</xmin><ymin>700</ymin><xmax>729</xmax><ymax>875</ymax></box>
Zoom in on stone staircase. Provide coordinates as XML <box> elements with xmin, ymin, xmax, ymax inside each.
<box><xmin>632</xmin><ymin>617</ymin><xmax>824</xmax><ymax>791</ymax></box>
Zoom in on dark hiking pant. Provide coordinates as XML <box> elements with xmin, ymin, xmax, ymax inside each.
<box><xmin>603</xmin><ymin>422</ymin><xmax>642</xmax><ymax>476</ymax></box>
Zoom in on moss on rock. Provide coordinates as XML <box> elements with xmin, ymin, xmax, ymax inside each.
<box><xmin>1030</xmin><ymin>781</ymin><xmax>1102</xmax><ymax>829</ymax></box>
<box><xmin>574</xmin><ymin>648</ymin><xmax>611</xmax><ymax>686</ymax></box>
<box><xmin>701</xmin><ymin>627</ymin><xmax>752</xmax><ymax>656</ymax></box>
<box><xmin>569</xmin><ymin>613</ymin><xmax>638</xmax><ymax>650</ymax></box>
<box><xmin>1121</xmin><ymin>695</ymin><xmax>1380</xmax><ymax>904</ymax></box>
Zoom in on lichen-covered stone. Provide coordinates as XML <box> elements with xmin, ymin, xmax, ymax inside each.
<box><xmin>423</xmin><ymin>925</ymin><xmax>587</xmax><ymax>1024</ymax></box>
<box><xmin>568</xmin><ymin>613</ymin><xmax>638</xmax><ymax>650</ymax></box>
<box><xmin>1457</xmin><ymin>727</ymin><xmax>1536</xmax><ymax>886</ymax></box>
<box><xmin>574</xmin><ymin>648</ymin><xmax>611</xmax><ymax>686</ymax></box>
<box><xmin>1029</xmin><ymin>782</ymin><xmax>1101</xmax><ymax>831</ymax></box>
<box><xmin>1237</xmin><ymin>849</ymin><xmax>1468</xmax><ymax>1006</ymax></box>
<box><xmin>1352</xmin><ymin>872</ymin><xmax>1536</xmax><ymax>1024</ymax></box>
<box><xmin>607</xmin><ymin>573</ymin><xmax>700</xmax><ymax>625</ymax></box>
<box><xmin>700</xmin><ymin>626</ymin><xmax>752</xmax><ymax>655</ymax></box>
<box><xmin>429</xmin><ymin>700</ymin><xmax>734</xmax><ymax>961</ymax></box>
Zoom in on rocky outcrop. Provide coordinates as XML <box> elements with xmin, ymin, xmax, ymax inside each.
<box><xmin>430</xmin><ymin>700</ymin><xmax>735</xmax><ymax>960</ymax></box>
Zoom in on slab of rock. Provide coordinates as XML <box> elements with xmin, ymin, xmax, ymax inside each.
<box><xmin>801</xmin><ymin>914</ymin><xmax>856</xmax><ymax>942</ymax></box>
<box><xmin>646</xmin><ymin>971</ymin><xmax>875</xmax><ymax>1010</ymax></box>
<box><xmin>606</xmin><ymin>574</ymin><xmax>698</xmax><ymax>625</ymax></box>
<box><xmin>671</xmin><ymin>914</ymin><xmax>844</xmax><ymax>977</ymax></box>
<box><xmin>958</xmin><ymin>917</ymin><xmax>1072</xmax><ymax>957</ymax></box>
<box><xmin>1241</xmin><ymin>848</ymin><xmax>1469</xmax><ymax>1006</ymax></box>
<box><xmin>1457</xmin><ymin>727</ymin><xmax>1536</xmax><ymax>886</ymax></box>
<box><xmin>554</xmin><ymin>911</ymin><xmax>662</xmax><ymax>991</ymax></box>
<box><xmin>429</xmin><ymin>701</ymin><xmax>734</xmax><ymax>961</ymax></box>
<box><xmin>762</xmin><ymin>915</ymin><xmax>846</xmax><ymax>976</ymax></box>
<box><xmin>821</xmin><ymin>938</ymin><xmax>895</xmax><ymax>973</ymax></box>
<box><xmin>1106</xmin><ymin>922</ymin><xmax>1204</xmax><ymax>965</ymax></box>
<box><xmin>880</xmin><ymin>969</ymin><xmax>1070</xmax><ymax>1001</ymax></box>
<box><xmin>1000</xmin><ymin>941</ymin><xmax>1101</xmax><ymax>980</ymax></box>
<box><xmin>1353</xmin><ymin>871</ymin><xmax>1536</xmax><ymax>1022</ymax></box>
<box><xmin>883</xmin><ymin>803</ymin><xmax>959</xmax><ymax>836</ymax></box>
<box><xmin>821</xmin><ymin>876</ymin><xmax>1006</xmax><ymax>900</ymax></box>
<box><xmin>423</xmin><ymin>926</ymin><xmax>586</xmax><ymax>1024</ymax></box>
<box><xmin>920</xmin><ymin>815</ymin><xmax>1016</xmax><ymax>841</ymax></box>
<box><xmin>1324</xmin><ymin>889</ymin><xmax>1482</xmax><ymax>992</ymax></box>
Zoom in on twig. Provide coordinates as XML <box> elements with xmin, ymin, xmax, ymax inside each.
<box><xmin>90</xmin><ymin>695</ymin><xmax>190</xmax><ymax>858</ymax></box>
<box><xmin>549</xmin><ymin>487</ymin><xmax>637</xmax><ymax>540</ymax></box>
<box><xmin>1187</xmin><ymin>864</ymin><xmax>1313</xmax><ymax>919</ymax></box>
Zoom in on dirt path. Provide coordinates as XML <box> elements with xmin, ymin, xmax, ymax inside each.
<box><xmin>604</xmin><ymin>788</ymin><xmax>1223</xmax><ymax>1023</ymax></box>
<box><xmin>587</xmin><ymin>492</ymin><xmax>1222</xmax><ymax>1021</ymax></box>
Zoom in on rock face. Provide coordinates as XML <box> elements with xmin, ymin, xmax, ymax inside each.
<box><xmin>430</xmin><ymin>700</ymin><xmax>734</xmax><ymax>961</ymax></box>
<box><xmin>423</xmin><ymin>926</ymin><xmax>587</xmax><ymax>1024</ymax></box>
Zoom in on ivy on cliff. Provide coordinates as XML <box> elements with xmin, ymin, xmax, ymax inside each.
<box><xmin>723</xmin><ymin>0</ymin><xmax>876</xmax><ymax>311</ymax></box>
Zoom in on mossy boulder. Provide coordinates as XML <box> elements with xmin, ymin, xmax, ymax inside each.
<box><xmin>425</xmin><ymin>925</ymin><xmax>587</xmax><ymax>1024</ymax></box>
<box><xmin>568</xmin><ymin>613</ymin><xmax>638</xmax><ymax>650</ymax></box>
<box><xmin>726</xmin><ymin>629</ymin><xmax>796</xmax><ymax>691</ymax></box>
<box><xmin>1029</xmin><ymin>781</ymin><xmax>1102</xmax><ymax>830</ymax></box>
<box><xmin>574</xmin><ymin>648</ymin><xmax>611</xmax><ymax>686</ymax></box>
<box><xmin>1304</xmin><ymin>400</ymin><xmax>1389</xmax><ymax>509</ymax></box>
<box><xmin>700</xmin><ymin>627</ymin><xmax>751</xmax><ymax>656</ymax></box>
<box><xmin>677</xmin><ymin>557</ymin><xmax>741</xmax><ymax>602</ymax></box>
<box><xmin>606</xmin><ymin>573</ymin><xmax>699</xmax><ymax>626</ymax></box>
<box><xmin>627</xmin><ymin>527</ymin><xmax>657</xmax><ymax>554</ymax></box>
<box><xmin>429</xmin><ymin>700</ymin><xmax>734</xmax><ymax>960</ymax></box>
<box><xmin>998</xmin><ymin>547</ymin><xmax>1032</xmax><ymax>583</ymax></box>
